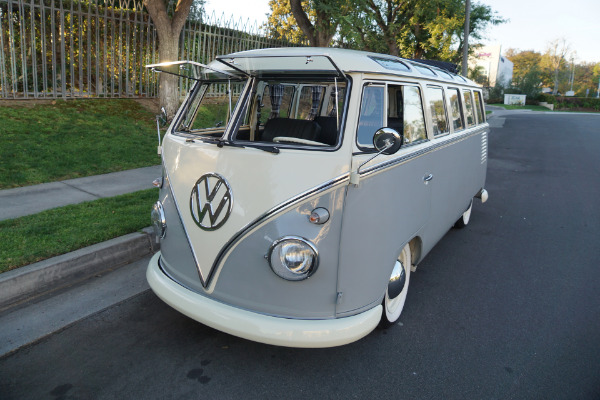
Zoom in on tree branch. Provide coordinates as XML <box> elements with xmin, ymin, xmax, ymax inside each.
<box><xmin>289</xmin><ymin>0</ymin><xmax>316</xmax><ymax>45</ymax></box>
<box><xmin>172</xmin><ymin>0</ymin><xmax>194</xmax><ymax>35</ymax></box>
<box><xmin>143</xmin><ymin>0</ymin><xmax>171</xmax><ymax>36</ymax></box>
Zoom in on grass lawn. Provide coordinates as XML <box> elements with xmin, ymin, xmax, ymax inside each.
<box><xmin>0</xmin><ymin>99</ymin><xmax>160</xmax><ymax>189</ymax></box>
<box><xmin>488</xmin><ymin>104</ymin><xmax>551</xmax><ymax>111</ymax></box>
<box><xmin>0</xmin><ymin>188</ymin><xmax>158</xmax><ymax>273</ymax></box>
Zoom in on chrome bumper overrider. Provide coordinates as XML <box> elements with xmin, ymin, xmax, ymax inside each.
<box><xmin>146</xmin><ymin>252</ymin><xmax>382</xmax><ymax>348</ymax></box>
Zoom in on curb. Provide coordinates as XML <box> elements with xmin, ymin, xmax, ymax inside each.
<box><xmin>0</xmin><ymin>227</ymin><xmax>159</xmax><ymax>311</ymax></box>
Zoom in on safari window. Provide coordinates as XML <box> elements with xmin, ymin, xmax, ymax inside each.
<box><xmin>448</xmin><ymin>88</ymin><xmax>464</xmax><ymax>131</ymax></box>
<box><xmin>426</xmin><ymin>86</ymin><xmax>449</xmax><ymax>136</ymax></box>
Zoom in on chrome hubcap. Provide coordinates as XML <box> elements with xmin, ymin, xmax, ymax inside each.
<box><xmin>387</xmin><ymin>260</ymin><xmax>406</xmax><ymax>300</ymax></box>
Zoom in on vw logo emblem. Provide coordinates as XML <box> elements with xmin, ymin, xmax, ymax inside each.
<box><xmin>189</xmin><ymin>173</ymin><xmax>233</xmax><ymax>231</ymax></box>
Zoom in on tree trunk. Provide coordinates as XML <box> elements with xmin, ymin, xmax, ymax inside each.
<box><xmin>158</xmin><ymin>34</ymin><xmax>180</xmax><ymax>119</ymax></box>
<box><xmin>143</xmin><ymin>0</ymin><xmax>193</xmax><ymax>119</ymax></box>
<box><xmin>290</xmin><ymin>0</ymin><xmax>336</xmax><ymax>47</ymax></box>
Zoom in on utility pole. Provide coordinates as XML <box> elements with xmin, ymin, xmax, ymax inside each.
<box><xmin>461</xmin><ymin>0</ymin><xmax>471</xmax><ymax>76</ymax></box>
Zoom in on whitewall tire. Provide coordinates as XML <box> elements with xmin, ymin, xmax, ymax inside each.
<box><xmin>379</xmin><ymin>243</ymin><xmax>411</xmax><ymax>328</ymax></box>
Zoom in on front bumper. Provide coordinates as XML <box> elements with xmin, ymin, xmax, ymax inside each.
<box><xmin>147</xmin><ymin>252</ymin><xmax>382</xmax><ymax>348</ymax></box>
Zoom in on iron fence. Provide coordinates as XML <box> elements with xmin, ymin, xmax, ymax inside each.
<box><xmin>0</xmin><ymin>0</ymin><xmax>295</xmax><ymax>99</ymax></box>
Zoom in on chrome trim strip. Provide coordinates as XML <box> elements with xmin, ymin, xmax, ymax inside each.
<box><xmin>360</xmin><ymin>126</ymin><xmax>487</xmax><ymax>177</ymax></box>
<box><xmin>209</xmin><ymin>173</ymin><xmax>350</xmax><ymax>282</ymax></box>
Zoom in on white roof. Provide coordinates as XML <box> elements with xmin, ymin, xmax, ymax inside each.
<box><xmin>212</xmin><ymin>47</ymin><xmax>475</xmax><ymax>85</ymax></box>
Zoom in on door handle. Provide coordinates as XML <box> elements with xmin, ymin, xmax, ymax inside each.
<box><xmin>423</xmin><ymin>174</ymin><xmax>433</xmax><ymax>183</ymax></box>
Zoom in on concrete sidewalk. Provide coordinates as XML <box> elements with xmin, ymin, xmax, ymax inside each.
<box><xmin>0</xmin><ymin>166</ymin><xmax>163</xmax><ymax>355</ymax></box>
<box><xmin>0</xmin><ymin>165</ymin><xmax>162</xmax><ymax>221</ymax></box>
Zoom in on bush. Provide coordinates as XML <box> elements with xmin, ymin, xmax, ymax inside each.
<box><xmin>537</xmin><ymin>93</ymin><xmax>556</xmax><ymax>104</ymax></box>
<box><xmin>554</xmin><ymin>97</ymin><xmax>600</xmax><ymax>111</ymax></box>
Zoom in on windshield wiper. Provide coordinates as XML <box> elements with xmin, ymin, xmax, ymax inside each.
<box><xmin>218</xmin><ymin>139</ymin><xmax>279</xmax><ymax>154</ymax></box>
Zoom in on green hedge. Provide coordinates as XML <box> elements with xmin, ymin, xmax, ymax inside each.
<box><xmin>555</xmin><ymin>96</ymin><xmax>600</xmax><ymax>111</ymax></box>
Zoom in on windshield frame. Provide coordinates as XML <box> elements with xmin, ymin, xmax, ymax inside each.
<box><xmin>167</xmin><ymin>67</ymin><xmax>351</xmax><ymax>153</ymax></box>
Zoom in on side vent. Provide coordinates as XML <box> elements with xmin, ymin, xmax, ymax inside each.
<box><xmin>481</xmin><ymin>131</ymin><xmax>488</xmax><ymax>164</ymax></box>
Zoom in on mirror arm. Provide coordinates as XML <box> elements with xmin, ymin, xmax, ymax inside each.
<box><xmin>155</xmin><ymin>115</ymin><xmax>162</xmax><ymax>155</ymax></box>
<box><xmin>349</xmin><ymin>142</ymin><xmax>393</xmax><ymax>187</ymax></box>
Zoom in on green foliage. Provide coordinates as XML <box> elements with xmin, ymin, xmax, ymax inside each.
<box><xmin>506</xmin><ymin>48</ymin><xmax>600</xmax><ymax>100</ymax></box>
<box><xmin>0</xmin><ymin>99</ymin><xmax>159</xmax><ymax>189</ymax></box>
<box><xmin>537</xmin><ymin>93</ymin><xmax>556</xmax><ymax>104</ymax></box>
<box><xmin>487</xmin><ymin>79</ymin><xmax>506</xmax><ymax>104</ymax></box>
<box><xmin>0</xmin><ymin>188</ymin><xmax>158</xmax><ymax>272</ymax></box>
<box><xmin>266</xmin><ymin>0</ymin><xmax>505</xmax><ymax>62</ymax></box>
<box><xmin>489</xmin><ymin>104</ymin><xmax>551</xmax><ymax>111</ymax></box>
<box><xmin>512</xmin><ymin>66</ymin><xmax>542</xmax><ymax>100</ymax></box>
<box><xmin>468</xmin><ymin>65</ymin><xmax>488</xmax><ymax>85</ymax></box>
<box><xmin>265</xmin><ymin>0</ymin><xmax>310</xmax><ymax>43</ymax></box>
<box><xmin>555</xmin><ymin>97</ymin><xmax>600</xmax><ymax>111</ymax></box>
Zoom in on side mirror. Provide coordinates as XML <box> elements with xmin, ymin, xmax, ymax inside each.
<box><xmin>373</xmin><ymin>128</ymin><xmax>403</xmax><ymax>155</ymax></box>
<box><xmin>157</xmin><ymin>107</ymin><xmax>168</xmax><ymax>127</ymax></box>
<box><xmin>350</xmin><ymin>128</ymin><xmax>404</xmax><ymax>187</ymax></box>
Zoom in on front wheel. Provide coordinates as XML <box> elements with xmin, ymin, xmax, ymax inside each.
<box><xmin>379</xmin><ymin>243</ymin><xmax>412</xmax><ymax>328</ymax></box>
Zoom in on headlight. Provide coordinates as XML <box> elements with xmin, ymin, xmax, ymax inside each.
<box><xmin>151</xmin><ymin>201</ymin><xmax>167</xmax><ymax>239</ymax></box>
<box><xmin>267</xmin><ymin>236</ymin><xmax>319</xmax><ymax>281</ymax></box>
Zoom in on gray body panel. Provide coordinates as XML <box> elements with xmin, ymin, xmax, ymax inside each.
<box><xmin>337</xmin><ymin>147</ymin><xmax>432</xmax><ymax>315</ymax></box>
<box><xmin>210</xmin><ymin>186</ymin><xmax>346</xmax><ymax>319</ymax></box>
<box><xmin>336</xmin><ymin>127</ymin><xmax>488</xmax><ymax>315</ymax></box>
<box><xmin>159</xmin><ymin>177</ymin><xmax>347</xmax><ymax>319</ymax></box>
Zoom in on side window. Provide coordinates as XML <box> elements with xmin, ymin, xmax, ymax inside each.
<box><xmin>387</xmin><ymin>85</ymin><xmax>427</xmax><ymax>145</ymax></box>
<box><xmin>474</xmin><ymin>91</ymin><xmax>485</xmax><ymax>124</ymax></box>
<box><xmin>426</xmin><ymin>86</ymin><xmax>449</xmax><ymax>136</ymax></box>
<box><xmin>401</xmin><ymin>86</ymin><xmax>427</xmax><ymax>144</ymax></box>
<box><xmin>259</xmin><ymin>84</ymin><xmax>295</xmax><ymax>124</ymax></box>
<box><xmin>448</xmin><ymin>88</ymin><xmax>464</xmax><ymax>131</ymax></box>
<box><xmin>297</xmin><ymin>86</ymin><xmax>326</xmax><ymax>120</ymax></box>
<box><xmin>463</xmin><ymin>90</ymin><xmax>475</xmax><ymax>127</ymax></box>
<box><xmin>326</xmin><ymin>87</ymin><xmax>346</xmax><ymax>117</ymax></box>
<box><xmin>357</xmin><ymin>85</ymin><xmax>385</xmax><ymax>147</ymax></box>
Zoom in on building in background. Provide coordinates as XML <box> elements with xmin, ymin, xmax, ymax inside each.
<box><xmin>469</xmin><ymin>45</ymin><xmax>513</xmax><ymax>87</ymax></box>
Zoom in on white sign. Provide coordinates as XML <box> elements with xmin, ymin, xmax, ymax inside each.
<box><xmin>504</xmin><ymin>94</ymin><xmax>526</xmax><ymax>105</ymax></box>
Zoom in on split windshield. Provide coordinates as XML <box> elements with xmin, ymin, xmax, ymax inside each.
<box><xmin>175</xmin><ymin>76</ymin><xmax>347</xmax><ymax>149</ymax></box>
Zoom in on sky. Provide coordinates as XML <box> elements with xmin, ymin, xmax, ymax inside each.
<box><xmin>203</xmin><ymin>0</ymin><xmax>600</xmax><ymax>64</ymax></box>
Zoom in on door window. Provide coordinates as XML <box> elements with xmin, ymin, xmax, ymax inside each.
<box><xmin>357</xmin><ymin>85</ymin><xmax>385</xmax><ymax>147</ymax></box>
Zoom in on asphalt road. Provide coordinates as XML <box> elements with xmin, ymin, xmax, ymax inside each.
<box><xmin>2</xmin><ymin>111</ymin><xmax>600</xmax><ymax>400</ymax></box>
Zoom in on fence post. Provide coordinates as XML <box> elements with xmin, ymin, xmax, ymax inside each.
<box><xmin>0</xmin><ymin>0</ymin><xmax>300</xmax><ymax>100</ymax></box>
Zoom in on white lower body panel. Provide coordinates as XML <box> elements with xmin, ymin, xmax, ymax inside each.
<box><xmin>147</xmin><ymin>252</ymin><xmax>382</xmax><ymax>348</ymax></box>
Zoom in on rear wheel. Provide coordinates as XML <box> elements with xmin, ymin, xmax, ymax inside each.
<box><xmin>379</xmin><ymin>243</ymin><xmax>411</xmax><ymax>328</ymax></box>
<box><xmin>453</xmin><ymin>199</ymin><xmax>473</xmax><ymax>229</ymax></box>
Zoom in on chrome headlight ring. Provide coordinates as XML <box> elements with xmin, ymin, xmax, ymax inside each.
<box><xmin>151</xmin><ymin>201</ymin><xmax>167</xmax><ymax>239</ymax></box>
<box><xmin>267</xmin><ymin>236</ymin><xmax>319</xmax><ymax>281</ymax></box>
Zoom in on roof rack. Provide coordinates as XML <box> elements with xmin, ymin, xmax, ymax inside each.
<box><xmin>409</xmin><ymin>59</ymin><xmax>460</xmax><ymax>75</ymax></box>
